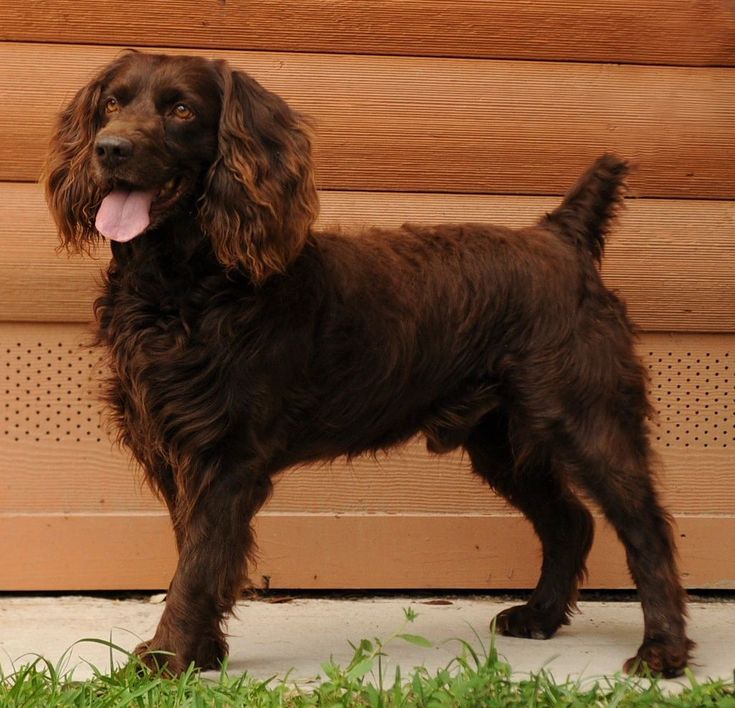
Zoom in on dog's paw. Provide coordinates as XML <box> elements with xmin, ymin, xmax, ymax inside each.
<box><xmin>623</xmin><ymin>637</ymin><xmax>694</xmax><ymax>678</ymax></box>
<box><xmin>133</xmin><ymin>634</ymin><xmax>227</xmax><ymax>676</ymax></box>
<box><xmin>493</xmin><ymin>604</ymin><xmax>564</xmax><ymax>640</ymax></box>
<box><xmin>133</xmin><ymin>638</ymin><xmax>183</xmax><ymax>675</ymax></box>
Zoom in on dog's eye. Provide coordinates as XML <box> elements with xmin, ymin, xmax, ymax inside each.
<box><xmin>103</xmin><ymin>97</ymin><xmax>119</xmax><ymax>114</ymax></box>
<box><xmin>172</xmin><ymin>104</ymin><xmax>195</xmax><ymax>120</ymax></box>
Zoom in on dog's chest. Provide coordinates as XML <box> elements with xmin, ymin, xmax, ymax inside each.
<box><xmin>99</xmin><ymin>278</ymin><xmax>213</xmax><ymax>433</ymax></box>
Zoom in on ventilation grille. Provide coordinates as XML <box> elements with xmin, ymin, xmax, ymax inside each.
<box><xmin>647</xmin><ymin>344</ymin><xmax>731</xmax><ymax>449</ymax></box>
<box><xmin>2</xmin><ymin>329</ymin><xmax>732</xmax><ymax>450</ymax></box>
<box><xmin>3</xmin><ymin>337</ymin><xmax>105</xmax><ymax>443</ymax></box>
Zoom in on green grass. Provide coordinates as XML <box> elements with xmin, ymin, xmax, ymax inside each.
<box><xmin>1</xmin><ymin>609</ymin><xmax>733</xmax><ymax>707</ymax></box>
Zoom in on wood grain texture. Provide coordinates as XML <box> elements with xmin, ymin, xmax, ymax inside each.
<box><xmin>2</xmin><ymin>322</ymin><xmax>734</xmax><ymax>516</ymax></box>
<box><xmin>2</xmin><ymin>42</ymin><xmax>734</xmax><ymax>197</ymax></box>
<box><xmin>1</xmin><ymin>513</ymin><xmax>732</xmax><ymax>591</ymax></box>
<box><xmin>2</xmin><ymin>183</ymin><xmax>735</xmax><ymax>330</ymax></box>
<box><xmin>2</xmin><ymin>436</ymin><xmax>734</xmax><ymax>516</ymax></box>
<box><xmin>2</xmin><ymin>1</ymin><xmax>734</xmax><ymax>67</ymax></box>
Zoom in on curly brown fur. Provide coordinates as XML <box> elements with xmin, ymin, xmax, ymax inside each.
<box><xmin>46</xmin><ymin>51</ymin><xmax>691</xmax><ymax>677</ymax></box>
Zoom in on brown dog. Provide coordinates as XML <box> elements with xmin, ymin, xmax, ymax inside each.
<box><xmin>45</xmin><ymin>51</ymin><xmax>692</xmax><ymax>677</ymax></box>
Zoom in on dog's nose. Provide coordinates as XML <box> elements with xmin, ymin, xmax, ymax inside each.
<box><xmin>94</xmin><ymin>135</ymin><xmax>134</xmax><ymax>168</ymax></box>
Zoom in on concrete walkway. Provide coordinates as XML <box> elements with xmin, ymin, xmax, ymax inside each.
<box><xmin>1</xmin><ymin>596</ymin><xmax>733</xmax><ymax>688</ymax></box>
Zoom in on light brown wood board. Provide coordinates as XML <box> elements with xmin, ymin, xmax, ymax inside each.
<box><xmin>2</xmin><ymin>184</ymin><xmax>734</xmax><ymax>330</ymax></box>
<box><xmin>2</xmin><ymin>0</ymin><xmax>734</xmax><ymax>66</ymax></box>
<box><xmin>1</xmin><ymin>513</ymin><xmax>732</xmax><ymax>591</ymax></box>
<box><xmin>2</xmin><ymin>43</ymin><xmax>734</xmax><ymax>196</ymax></box>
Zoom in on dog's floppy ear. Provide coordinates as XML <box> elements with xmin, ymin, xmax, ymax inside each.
<box><xmin>44</xmin><ymin>54</ymin><xmax>134</xmax><ymax>253</ymax></box>
<box><xmin>44</xmin><ymin>71</ymin><xmax>106</xmax><ymax>252</ymax></box>
<box><xmin>199</xmin><ymin>61</ymin><xmax>319</xmax><ymax>283</ymax></box>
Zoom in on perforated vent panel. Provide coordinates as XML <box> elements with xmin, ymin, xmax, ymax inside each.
<box><xmin>2</xmin><ymin>328</ymin><xmax>733</xmax><ymax>452</ymax></box>
<box><xmin>646</xmin><ymin>338</ymin><xmax>732</xmax><ymax>449</ymax></box>
<box><xmin>3</xmin><ymin>334</ymin><xmax>104</xmax><ymax>444</ymax></box>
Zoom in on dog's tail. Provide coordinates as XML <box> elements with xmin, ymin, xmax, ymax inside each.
<box><xmin>543</xmin><ymin>153</ymin><xmax>629</xmax><ymax>263</ymax></box>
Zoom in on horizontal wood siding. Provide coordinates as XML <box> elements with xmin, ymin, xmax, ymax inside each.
<box><xmin>1</xmin><ymin>514</ymin><xmax>733</xmax><ymax>591</ymax></box>
<box><xmin>2</xmin><ymin>43</ymin><xmax>734</xmax><ymax>196</ymax></box>
<box><xmin>2</xmin><ymin>184</ymin><xmax>735</xmax><ymax>331</ymax></box>
<box><xmin>0</xmin><ymin>3</ymin><xmax>733</xmax><ymax>590</ymax></box>
<box><xmin>2</xmin><ymin>1</ymin><xmax>734</xmax><ymax>66</ymax></box>
<box><xmin>2</xmin><ymin>320</ymin><xmax>733</xmax><ymax>588</ymax></box>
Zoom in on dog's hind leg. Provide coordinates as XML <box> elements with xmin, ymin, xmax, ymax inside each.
<box><xmin>552</xmin><ymin>405</ymin><xmax>692</xmax><ymax>677</ymax></box>
<box><xmin>464</xmin><ymin>409</ymin><xmax>594</xmax><ymax>639</ymax></box>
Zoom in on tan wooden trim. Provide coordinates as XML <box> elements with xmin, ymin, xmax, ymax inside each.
<box><xmin>1</xmin><ymin>512</ymin><xmax>731</xmax><ymax>591</ymax></box>
<box><xmin>3</xmin><ymin>322</ymin><xmax>732</xmax><ymax>590</ymax></box>
<box><xmin>2</xmin><ymin>1</ymin><xmax>733</xmax><ymax>67</ymax></box>
<box><xmin>3</xmin><ymin>437</ymin><xmax>733</xmax><ymax>517</ymax></box>
<box><xmin>2</xmin><ymin>183</ymin><xmax>734</xmax><ymax>330</ymax></box>
<box><xmin>2</xmin><ymin>43</ymin><xmax>734</xmax><ymax>197</ymax></box>
<box><xmin>2</xmin><ymin>322</ymin><xmax>734</xmax><ymax>515</ymax></box>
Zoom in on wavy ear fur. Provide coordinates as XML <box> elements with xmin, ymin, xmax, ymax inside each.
<box><xmin>44</xmin><ymin>55</ymin><xmax>132</xmax><ymax>253</ymax></box>
<box><xmin>198</xmin><ymin>61</ymin><xmax>319</xmax><ymax>282</ymax></box>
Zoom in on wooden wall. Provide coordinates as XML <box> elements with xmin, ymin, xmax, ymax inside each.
<box><xmin>1</xmin><ymin>1</ymin><xmax>734</xmax><ymax>591</ymax></box>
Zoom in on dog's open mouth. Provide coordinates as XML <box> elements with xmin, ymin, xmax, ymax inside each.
<box><xmin>95</xmin><ymin>177</ymin><xmax>185</xmax><ymax>243</ymax></box>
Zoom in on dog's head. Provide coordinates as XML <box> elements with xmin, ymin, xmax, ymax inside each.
<box><xmin>45</xmin><ymin>51</ymin><xmax>319</xmax><ymax>282</ymax></box>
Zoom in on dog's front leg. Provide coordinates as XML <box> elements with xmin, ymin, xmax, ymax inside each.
<box><xmin>135</xmin><ymin>465</ymin><xmax>272</xmax><ymax>675</ymax></box>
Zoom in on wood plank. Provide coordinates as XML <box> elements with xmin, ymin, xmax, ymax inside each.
<box><xmin>2</xmin><ymin>1</ymin><xmax>733</xmax><ymax>67</ymax></box>
<box><xmin>1</xmin><ymin>513</ymin><xmax>732</xmax><ymax>591</ymax></box>
<box><xmin>0</xmin><ymin>183</ymin><xmax>98</xmax><ymax>324</ymax></box>
<box><xmin>2</xmin><ymin>323</ymin><xmax>734</xmax><ymax>515</ymax></box>
<box><xmin>2</xmin><ymin>42</ymin><xmax>734</xmax><ymax>197</ymax></box>
<box><xmin>2</xmin><ymin>183</ymin><xmax>735</xmax><ymax>330</ymax></box>
<box><xmin>2</xmin><ymin>435</ymin><xmax>734</xmax><ymax>516</ymax></box>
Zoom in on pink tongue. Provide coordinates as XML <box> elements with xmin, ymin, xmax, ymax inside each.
<box><xmin>95</xmin><ymin>189</ymin><xmax>156</xmax><ymax>242</ymax></box>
